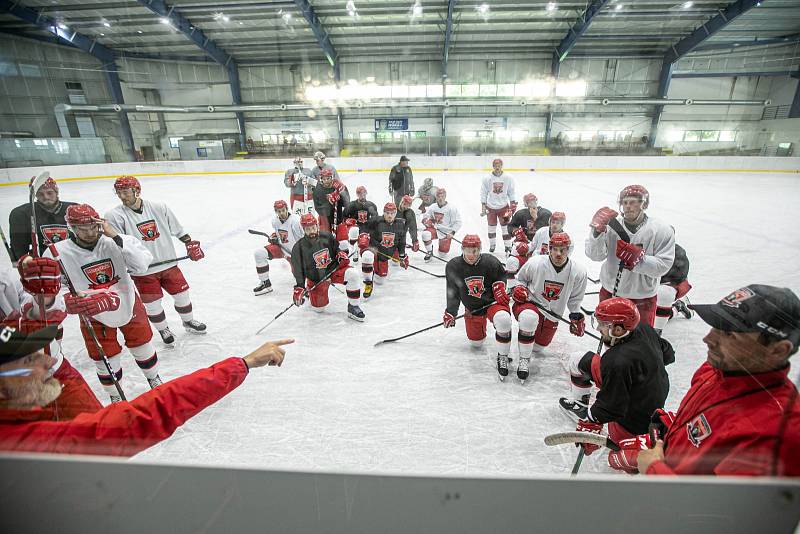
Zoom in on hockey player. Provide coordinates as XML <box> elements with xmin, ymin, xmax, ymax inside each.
<box><xmin>44</xmin><ymin>204</ymin><xmax>163</xmax><ymax>403</ymax></box>
<box><xmin>531</xmin><ymin>211</ymin><xmax>568</xmax><ymax>255</ymax></box>
<box><xmin>8</xmin><ymin>176</ymin><xmax>77</xmax><ymax>263</ymax></box>
<box><xmin>586</xmin><ymin>184</ymin><xmax>675</xmax><ymax>327</ymax></box>
<box><xmin>480</xmin><ymin>158</ymin><xmax>516</xmax><ymax>254</ymax></box>
<box><xmin>560</xmin><ymin>297</ymin><xmax>674</xmax><ymax>473</ymax></box>
<box><xmin>443</xmin><ymin>234</ymin><xmax>512</xmax><ymax>378</ymax></box>
<box><xmin>252</xmin><ymin>200</ymin><xmax>304</xmax><ymax>296</ymax></box>
<box><xmin>311</xmin><ymin>151</ymin><xmax>339</xmax><ymax>181</ymax></box>
<box><xmin>397</xmin><ymin>195</ymin><xmax>420</xmax><ymax>253</ymax></box>
<box><xmin>420</xmin><ymin>188</ymin><xmax>462</xmax><ymax>262</ymax></box>
<box><xmin>309</xmin><ymin>168</ymin><xmax>350</xmax><ymax>239</ymax></box>
<box><xmin>342</xmin><ymin>186</ymin><xmax>378</xmax><ymax>261</ymax></box>
<box><xmin>290</xmin><ymin>214</ymin><xmax>364</xmax><ymax>321</ymax></box>
<box><xmin>417</xmin><ymin>177</ymin><xmax>438</xmax><ymax>212</ymax></box>
<box><xmin>654</xmin><ymin>241</ymin><xmax>693</xmax><ymax>335</ymax></box>
<box><xmin>510</xmin><ymin>232</ymin><xmax>588</xmax><ymax>380</ymax></box>
<box><xmin>284</xmin><ymin>156</ymin><xmax>314</xmax><ymax>215</ymax></box>
<box><xmin>507</xmin><ymin>193</ymin><xmax>552</xmax><ymax>243</ymax></box>
<box><xmin>359</xmin><ymin>203</ymin><xmax>409</xmax><ymax>298</ymax></box>
<box><xmin>105</xmin><ymin>176</ymin><xmax>207</xmax><ymax>346</ymax></box>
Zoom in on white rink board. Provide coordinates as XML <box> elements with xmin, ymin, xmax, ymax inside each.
<box><xmin>1</xmin><ymin>160</ymin><xmax>799</xmax><ymax>477</ymax></box>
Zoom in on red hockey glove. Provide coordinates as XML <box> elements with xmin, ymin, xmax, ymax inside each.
<box><xmin>336</xmin><ymin>250</ymin><xmax>350</xmax><ymax>269</ymax></box>
<box><xmin>65</xmin><ymin>291</ymin><xmax>120</xmax><ymax>317</ymax></box>
<box><xmin>510</xmin><ymin>201</ymin><xmax>518</xmax><ymax>214</ymax></box>
<box><xmin>185</xmin><ymin>240</ymin><xmax>204</xmax><ymax>261</ymax></box>
<box><xmin>357</xmin><ymin>233</ymin><xmax>370</xmax><ymax>250</ymax></box>
<box><xmin>608</xmin><ymin>435</ymin><xmax>652</xmax><ymax>474</ymax></box>
<box><xmin>513</xmin><ymin>227</ymin><xmax>528</xmax><ymax>243</ymax></box>
<box><xmin>344</xmin><ymin>218</ymin><xmax>357</xmax><ymax>228</ymax></box>
<box><xmin>569</xmin><ymin>312</ymin><xmax>585</xmax><ymax>337</ymax></box>
<box><xmin>287</xmin><ymin>174</ymin><xmax>296</xmax><ymax>187</ymax></box>
<box><xmin>18</xmin><ymin>255</ymin><xmax>61</xmax><ymax>296</ymax></box>
<box><xmin>576</xmin><ymin>419</ymin><xmax>604</xmax><ymax>455</ymax></box>
<box><xmin>332</xmin><ymin>179</ymin><xmax>345</xmax><ymax>193</ymax></box>
<box><xmin>268</xmin><ymin>232</ymin><xmax>280</xmax><ymax>245</ymax></box>
<box><xmin>590</xmin><ymin>207</ymin><xmax>618</xmax><ymax>233</ymax></box>
<box><xmin>412</xmin><ymin>240</ymin><xmax>419</xmax><ymax>252</ymax></box>
<box><xmin>443</xmin><ymin>310</ymin><xmax>456</xmax><ymax>328</ymax></box>
<box><xmin>293</xmin><ymin>286</ymin><xmax>306</xmax><ymax>307</ymax></box>
<box><xmin>327</xmin><ymin>191</ymin><xmax>340</xmax><ymax>205</ymax></box>
<box><xmin>615</xmin><ymin>241</ymin><xmax>644</xmax><ymax>270</ymax></box>
<box><xmin>649</xmin><ymin>408</ymin><xmax>676</xmax><ymax>440</ymax></box>
<box><xmin>512</xmin><ymin>285</ymin><xmax>529</xmax><ymax>304</ymax></box>
<box><xmin>492</xmin><ymin>281</ymin><xmax>510</xmax><ymax>306</ymax></box>
<box><xmin>399</xmin><ymin>254</ymin><xmax>409</xmax><ymax>270</ymax></box>
<box><xmin>17</xmin><ymin>304</ymin><xmax>68</xmax><ymax>333</ymax></box>
<box><xmin>515</xmin><ymin>241</ymin><xmax>529</xmax><ymax>258</ymax></box>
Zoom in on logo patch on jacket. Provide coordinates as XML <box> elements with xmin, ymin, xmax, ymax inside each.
<box><xmin>40</xmin><ymin>224</ymin><xmax>68</xmax><ymax>244</ymax></box>
<box><xmin>721</xmin><ymin>287</ymin><xmax>755</xmax><ymax>308</ymax></box>
<box><xmin>312</xmin><ymin>249</ymin><xmax>331</xmax><ymax>269</ymax></box>
<box><xmin>357</xmin><ymin>210</ymin><xmax>368</xmax><ymax>223</ymax></box>
<box><xmin>465</xmin><ymin>276</ymin><xmax>485</xmax><ymax>298</ymax></box>
<box><xmin>381</xmin><ymin>232</ymin><xmax>396</xmax><ymax>248</ymax></box>
<box><xmin>82</xmin><ymin>259</ymin><xmax>119</xmax><ymax>289</ymax></box>
<box><xmin>492</xmin><ymin>182</ymin><xmax>504</xmax><ymax>194</ymax></box>
<box><xmin>686</xmin><ymin>414</ymin><xmax>712</xmax><ymax>447</ymax></box>
<box><xmin>278</xmin><ymin>229</ymin><xmax>289</xmax><ymax>243</ymax></box>
<box><xmin>136</xmin><ymin>219</ymin><xmax>160</xmax><ymax>241</ymax></box>
<box><xmin>542</xmin><ymin>280</ymin><xmax>564</xmax><ymax>301</ymax></box>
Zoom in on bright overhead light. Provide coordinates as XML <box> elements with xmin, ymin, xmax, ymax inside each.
<box><xmin>682</xmin><ymin>1</ymin><xmax>693</xmax><ymax>8</ymax></box>
<box><xmin>411</xmin><ymin>1</ymin><xmax>423</xmax><ymax>17</ymax></box>
<box><xmin>282</xmin><ymin>12</ymin><xmax>292</xmax><ymax>23</ymax></box>
<box><xmin>160</xmin><ymin>18</ymin><xmax>170</xmax><ymax>25</ymax></box>
<box><xmin>57</xmin><ymin>22</ymin><xmax>68</xmax><ymax>30</ymax></box>
<box><xmin>222</xmin><ymin>15</ymin><xmax>230</xmax><ymax>22</ymax></box>
<box><xmin>615</xmin><ymin>4</ymin><xmax>623</xmax><ymax>10</ymax></box>
<box><xmin>546</xmin><ymin>2</ymin><xmax>557</xmax><ymax>12</ymax></box>
<box><xmin>102</xmin><ymin>21</ymin><xmax>111</xmax><ymax>27</ymax></box>
<box><xmin>477</xmin><ymin>3</ymin><xmax>490</xmax><ymax>15</ymax></box>
<box><xmin>99</xmin><ymin>32</ymin><xmax>105</xmax><ymax>36</ymax></box>
<box><xmin>137</xmin><ymin>30</ymin><xmax>143</xmax><ymax>34</ymax></box>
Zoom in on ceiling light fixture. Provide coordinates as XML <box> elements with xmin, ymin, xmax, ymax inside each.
<box><xmin>102</xmin><ymin>21</ymin><xmax>111</xmax><ymax>27</ymax></box>
<box><xmin>477</xmin><ymin>3</ymin><xmax>489</xmax><ymax>14</ymax></box>
<box><xmin>137</xmin><ymin>30</ymin><xmax>143</xmax><ymax>34</ymax></box>
<box><xmin>546</xmin><ymin>2</ymin><xmax>557</xmax><ymax>11</ymax></box>
<box><xmin>57</xmin><ymin>22</ymin><xmax>68</xmax><ymax>30</ymax></box>
<box><xmin>615</xmin><ymin>3</ymin><xmax>623</xmax><ymax>10</ymax></box>
<box><xmin>411</xmin><ymin>1</ymin><xmax>423</xmax><ymax>17</ymax></box>
<box><xmin>682</xmin><ymin>1</ymin><xmax>693</xmax><ymax>8</ymax></box>
<box><xmin>160</xmin><ymin>18</ymin><xmax>170</xmax><ymax>25</ymax></box>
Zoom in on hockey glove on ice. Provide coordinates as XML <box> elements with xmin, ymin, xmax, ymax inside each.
<box><xmin>292</xmin><ymin>286</ymin><xmax>306</xmax><ymax>307</ymax></box>
<box><xmin>399</xmin><ymin>254</ymin><xmax>409</xmax><ymax>270</ymax></box>
<box><xmin>569</xmin><ymin>312</ymin><xmax>586</xmax><ymax>337</ymax></box>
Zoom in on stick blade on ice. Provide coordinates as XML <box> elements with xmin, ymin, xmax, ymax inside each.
<box><xmin>544</xmin><ymin>431</ymin><xmax>620</xmax><ymax>451</ymax></box>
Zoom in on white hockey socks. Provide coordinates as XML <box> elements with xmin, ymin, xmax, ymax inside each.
<box><xmin>144</xmin><ymin>298</ymin><xmax>169</xmax><ymax>331</ymax></box>
<box><xmin>129</xmin><ymin>341</ymin><xmax>160</xmax><ymax>380</ymax></box>
<box><xmin>172</xmin><ymin>290</ymin><xmax>194</xmax><ymax>322</ymax></box>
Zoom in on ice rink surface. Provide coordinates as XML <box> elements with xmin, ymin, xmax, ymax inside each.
<box><xmin>2</xmin><ymin>166</ymin><xmax>799</xmax><ymax>476</ymax></box>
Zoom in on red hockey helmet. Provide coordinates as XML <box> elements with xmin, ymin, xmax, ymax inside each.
<box><xmin>400</xmin><ymin>195</ymin><xmax>413</xmax><ymax>207</ymax></box>
<box><xmin>523</xmin><ymin>193</ymin><xmax>538</xmax><ymax>207</ymax></box>
<box><xmin>36</xmin><ymin>177</ymin><xmax>59</xmax><ymax>194</ymax></box>
<box><xmin>462</xmin><ymin>234</ymin><xmax>482</xmax><ymax>250</ymax></box>
<box><xmin>492</xmin><ymin>158</ymin><xmax>503</xmax><ymax>167</ymax></box>
<box><xmin>618</xmin><ymin>184</ymin><xmax>649</xmax><ymax>209</ymax></box>
<box><xmin>114</xmin><ymin>175</ymin><xmax>141</xmax><ymax>193</ymax></box>
<box><xmin>549</xmin><ymin>232</ymin><xmax>571</xmax><ymax>249</ymax></box>
<box><xmin>65</xmin><ymin>204</ymin><xmax>100</xmax><ymax>227</ymax></box>
<box><xmin>300</xmin><ymin>213</ymin><xmax>318</xmax><ymax>228</ymax></box>
<box><xmin>319</xmin><ymin>167</ymin><xmax>334</xmax><ymax>179</ymax></box>
<box><xmin>384</xmin><ymin>202</ymin><xmax>397</xmax><ymax>213</ymax></box>
<box><xmin>551</xmin><ymin>211</ymin><xmax>566</xmax><ymax>222</ymax></box>
<box><xmin>274</xmin><ymin>199</ymin><xmax>288</xmax><ymax>211</ymax></box>
<box><xmin>594</xmin><ymin>297</ymin><xmax>640</xmax><ymax>331</ymax></box>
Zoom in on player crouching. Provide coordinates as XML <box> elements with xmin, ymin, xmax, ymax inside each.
<box><xmin>253</xmin><ymin>200</ymin><xmax>304</xmax><ymax>295</ymax></box>
<box><xmin>290</xmin><ymin>214</ymin><xmax>365</xmax><ymax>321</ymax></box>
<box><xmin>358</xmin><ymin>203</ymin><xmax>408</xmax><ymax>299</ymax></box>
<box><xmin>420</xmin><ymin>188</ymin><xmax>462</xmax><ymax>262</ymax></box>
<box><xmin>443</xmin><ymin>234</ymin><xmax>513</xmax><ymax>379</ymax></box>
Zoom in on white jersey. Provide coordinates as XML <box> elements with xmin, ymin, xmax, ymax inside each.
<box><xmin>585</xmin><ymin>215</ymin><xmax>675</xmax><ymax>299</ymax></box>
<box><xmin>105</xmin><ymin>200</ymin><xmax>186</xmax><ymax>276</ymax></box>
<box><xmin>531</xmin><ymin>227</ymin><xmax>575</xmax><ymax>256</ymax></box>
<box><xmin>45</xmin><ymin>235</ymin><xmax>153</xmax><ymax>328</ymax></box>
<box><xmin>424</xmin><ymin>202</ymin><xmax>462</xmax><ymax>235</ymax></box>
<box><xmin>516</xmin><ymin>254</ymin><xmax>588</xmax><ymax>319</ymax></box>
<box><xmin>480</xmin><ymin>172</ymin><xmax>516</xmax><ymax>210</ymax></box>
<box><xmin>271</xmin><ymin>213</ymin><xmax>304</xmax><ymax>252</ymax></box>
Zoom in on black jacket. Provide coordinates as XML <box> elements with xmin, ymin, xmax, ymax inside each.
<box><xmin>312</xmin><ymin>182</ymin><xmax>350</xmax><ymax>225</ymax></box>
<box><xmin>290</xmin><ymin>231</ymin><xmax>341</xmax><ymax>286</ymax></box>
<box><xmin>661</xmin><ymin>243</ymin><xmax>689</xmax><ymax>284</ymax></box>
<box><xmin>8</xmin><ymin>201</ymin><xmax>77</xmax><ymax>261</ymax></box>
<box><xmin>388</xmin><ymin>164</ymin><xmax>414</xmax><ymax>195</ymax></box>
<box><xmin>507</xmin><ymin>207</ymin><xmax>552</xmax><ymax>241</ymax></box>
<box><xmin>365</xmin><ymin>216</ymin><xmax>407</xmax><ymax>258</ymax></box>
<box><xmin>397</xmin><ymin>207</ymin><xmax>418</xmax><ymax>242</ymax></box>
<box><xmin>445</xmin><ymin>254</ymin><xmax>506</xmax><ymax>316</ymax></box>
<box><xmin>343</xmin><ymin>200</ymin><xmax>378</xmax><ymax>234</ymax></box>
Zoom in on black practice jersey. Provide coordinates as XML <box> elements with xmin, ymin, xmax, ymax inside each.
<box><xmin>508</xmin><ymin>207</ymin><xmax>552</xmax><ymax>240</ymax></box>
<box><xmin>364</xmin><ymin>216</ymin><xmax>407</xmax><ymax>258</ymax></box>
<box><xmin>578</xmin><ymin>323</ymin><xmax>675</xmax><ymax>434</ymax></box>
<box><xmin>290</xmin><ymin>231</ymin><xmax>340</xmax><ymax>286</ymax></box>
<box><xmin>312</xmin><ymin>182</ymin><xmax>350</xmax><ymax>224</ymax></box>
<box><xmin>445</xmin><ymin>254</ymin><xmax>506</xmax><ymax>316</ymax></box>
<box><xmin>661</xmin><ymin>243</ymin><xmax>689</xmax><ymax>285</ymax></box>
<box><xmin>343</xmin><ymin>200</ymin><xmax>378</xmax><ymax>233</ymax></box>
<box><xmin>8</xmin><ymin>201</ymin><xmax>77</xmax><ymax>261</ymax></box>
<box><xmin>397</xmin><ymin>207</ymin><xmax>418</xmax><ymax>242</ymax></box>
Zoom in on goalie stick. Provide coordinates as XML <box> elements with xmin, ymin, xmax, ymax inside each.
<box><xmin>544</xmin><ymin>431</ymin><xmax>621</xmax><ymax>452</ymax></box>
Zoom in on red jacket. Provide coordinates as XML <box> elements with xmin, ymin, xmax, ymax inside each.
<box><xmin>647</xmin><ymin>362</ymin><xmax>800</xmax><ymax>477</ymax></box>
<box><xmin>0</xmin><ymin>357</ymin><xmax>248</xmax><ymax>456</ymax></box>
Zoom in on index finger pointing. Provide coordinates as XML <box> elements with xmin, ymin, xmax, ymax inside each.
<box><xmin>271</xmin><ymin>338</ymin><xmax>295</xmax><ymax>346</ymax></box>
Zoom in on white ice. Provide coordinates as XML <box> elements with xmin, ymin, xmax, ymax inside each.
<box><xmin>2</xmin><ymin>167</ymin><xmax>799</xmax><ymax>476</ymax></box>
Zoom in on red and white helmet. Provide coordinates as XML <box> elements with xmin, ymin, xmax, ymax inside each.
<box><xmin>356</xmin><ymin>185</ymin><xmax>367</xmax><ymax>199</ymax></box>
<box><xmin>549</xmin><ymin>232</ymin><xmax>571</xmax><ymax>249</ymax></box>
<box><xmin>523</xmin><ymin>193</ymin><xmax>538</xmax><ymax>207</ymax></box>
<box><xmin>114</xmin><ymin>175</ymin><xmax>141</xmax><ymax>193</ymax></box>
<box><xmin>462</xmin><ymin>234</ymin><xmax>482</xmax><ymax>250</ymax></box>
<box><xmin>594</xmin><ymin>297</ymin><xmax>640</xmax><ymax>331</ymax></box>
<box><xmin>36</xmin><ymin>177</ymin><xmax>59</xmax><ymax>194</ymax></box>
<box><xmin>551</xmin><ymin>211</ymin><xmax>566</xmax><ymax>222</ymax></box>
<box><xmin>274</xmin><ymin>199</ymin><xmax>288</xmax><ymax>211</ymax></box>
<box><xmin>618</xmin><ymin>184</ymin><xmax>649</xmax><ymax>209</ymax></box>
<box><xmin>65</xmin><ymin>204</ymin><xmax>100</xmax><ymax>228</ymax></box>
<box><xmin>319</xmin><ymin>167</ymin><xmax>334</xmax><ymax>180</ymax></box>
<box><xmin>384</xmin><ymin>202</ymin><xmax>397</xmax><ymax>214</ymax></box>
<box><xmin>314</xmin><ymin>151</ymin><xmax>326</xmax><ymax>161</ymax></box>
<box><xmin>300</xmin><ymin>213</ymin><xmax>318</xmax><ymax>228</ymax></box>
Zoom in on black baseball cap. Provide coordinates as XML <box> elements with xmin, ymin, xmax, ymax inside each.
<box><xmin>400</xmin><ymin>155</ymin><xmax>410</xmax><ymax>162</ymax></box>
<box><xmin>0</xmin><ymin>324</ymin><xmax>59</xmax><ymax>365</ymax></box>
<box><xmin>691</xmin><ymin>284</ymin><xmax>800</xmax><ymax>348</ymax></box>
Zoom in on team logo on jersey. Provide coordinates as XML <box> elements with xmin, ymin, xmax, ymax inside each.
<box><xmin>312</xmin><ymin>249</ymin><xmax>331</xmax><ymax>269</ymax></box>
<box><xmin>465</xmin><ymin>276</ymin><xmax>485</xmax><ymax>298</ymax></box>
<box><xmin>686</xmin><ymin>413</ymin><xmax>712</xmax><ymax>447</ymax></box>
<box><xmin>40</xmin><ymin>224</ymin><xmax>68</xmax><ymax>244</ymax></box>
<box><xmin>136</xmin><ymin>219</ymin><xmax>160</xmax><ymax>241</ymax></box>
<box><xmin>357</xmin><ymin>210</ymin><xmax>369</xmax><ymax>223</ymax></box>
<box><xmin>492</xmin><ymin>182</ymin><xmax>504</xmax><ymax>194</ymax></box>
<box><xmin>434</xmin><ymin>212</ymin><xmax>445</xmax><ymax>224</ymax></box>
<box><xmin>542</xmin><ymin>280</ymin><xmax>564</xmax><ymax>301</ymax></box>
<box><xmin>721</xmin><ymin>287</ymin><xmax>755</xmax><ymax>308</ymax></box>
<box><xmin>381</xmin><ymin>232</ymin><xmax>395</xmax><ymax>248</ymax></box>
<box><xmin>81</xmin><ymin>259</ymin><xmax>119</xmax><ymax>289</ymax></box>
<box><xmin>278</xmin><ymin>229</ymin><xmax>289</xmax><ymax>243</ymax></box>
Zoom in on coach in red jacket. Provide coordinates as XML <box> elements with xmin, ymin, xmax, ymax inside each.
<box><xmin>635</xmin><ymin>284</ymin><xmax>800</xmax><ymax>476</ymax></box>
<box><xmin>0</xmin><ymin>324</ymin><xmax>292</xmax><ymax>456</ymax></box>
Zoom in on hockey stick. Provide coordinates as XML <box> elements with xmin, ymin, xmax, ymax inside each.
<box><xmin>374</xmin><ymin>249</ymin><xmax>445</xmax><ymax>278</ymax></box>
<box><xmin>0</xmin><ymin>224</ymin><xmax>12</xmax><ymax>263</ymax></box>
<box><xmin>248</xmin><ymin>229</ymin><xmax>295</xmax><ymax>257</ymax></box>
<box><xmin>406</xmin><ymin>244</ymin><xmax>447</xmax><ymax>263</ymax></box>
<box><xmin>148</xmin><ymin>255</ymin><xmax>190</xmax><ymax>269</ymax></box>
<box><xmin>545</xmin><ymin>432</ymin><xmax>620</xmax><ymax>452</ymax></box>
<box><xmin>434</xmin><ymin>226</ymin><xmax>462</xmax><ymax>244</ymax></box>
<box><xmin>29</xmin><ymin>172</ymin><xmax>50</xmax><ymax>324</ymax></box>
<box><xmin>47</xmin><ymin>243</ymin><xmax>126</xmax><ymax>400</ymax></box>
<box><xmin>522</xmin><ymin>300</ymin><xmax>602</xmax><ymax>343</ymax></box>
<box><xmin>588</xmin><ymin>277</ymin><xmax>600</xmax><ymax>284</ymax></box>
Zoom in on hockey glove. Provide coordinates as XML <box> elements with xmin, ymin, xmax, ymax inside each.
<box><xmin>292</xmin><ymin>286</ymin><xmax>306</xmax><ymax>307</ymax></box>
<box><xmin>590</xmin><ymin>207</ymin><xmax>618</xmax><ymax>234</ymax></box>
<box><xmin>510</xmin><ymin>201</ymin><xmax>518</xmax><ymax>214</ymax></box>
<box><xmin>515</xmin><ymin>241</ymin><xmax>530</xmax><ymax>258</ymax></box>
<box><xmin>569</xmin><ymin>312</ymin><xmax>585</xmax><ymax>337</ymax></box>
<box><xmin>18</xmin><ymin>255</ymin><xmax>61</xmax><ymax>296</ymax></box>
<box><xmin>357</xmin><ymin>233</ymin><xmax>371</xmax><ymax>250</ymax></box>
<box><xmin>492</xmin><ymin>281</ymin><xmax>510</xmax><ymax>306</ymax></box>
<box><xmin>65</xmin><ymin>290</ymin><xmax>120</xmax><ymax>317</ymax></box>
<box><xmin>480</xmin><ymin>205</ymin><xmax>488</xmax><ymax>217</ymax></box>
<box><xmin>412</xmin><ymin>240</ymin><xmax>419</xmax><ymax>252</ymax></box>
<box><xmin>513</xmin><ymin>227</ymin><xmax>529</xmax><ymax>243</ymax></box>
<box><xmin>344</xmin><ymin>218</ymin><xmax>357</xmax><ymax>228</ymax></box>
<box><xmin>576</xmin><ymin>419</ymin><xmax>604</xmax><ymax>455</ymax></box>
<box><xmin>287</xmin><ymin>174</ymin><xmax>296</xmax><ymax>187</ymax></box>
<box><xmin>608</xmin><ymin>435</ymin><xmax>652</xmax><ymax>474</ymax></box>
<box><xmin>18</xmin><ymin>308</ymin><xmax>68</xmax><ymax>333</ymax></box>
<box><xmin>649</xmin><ymin>408</ymin><xmax>676</xmax><ymax>440</ymax></box>
<box><xmin>336</xmin><ymin>250</ymin><xmax>350</xmax><ymax>270</ymax></box>
<box><xmin>442</xmin><ymin>311</ymin><xmax>456</xmax><ymax>328</ymax></box>
<box><xmin>399</xmin><ymin>254</ymin><xmax>409</xmax><ymax>270</ymax></box>
<box><xmin>185</xmin><ymin>240</ymin><xmax>205</xmax><ymax>261</ymax></box>
<box><xmin>268</xmin><ymin>232</ymin><xmax>280</xmax><ymax>245</ymax></box>
<box><xmin>326</xmin><ymin>191</ymin><xmax>340</xmax><ymax>206</ymax></box>
<box><xmin>615</xmin><ymin>241</ymin><xmax>644</xmax><ymax>270</ymax></box>
<box><xmin>512</xmin><ymin>285</ymin><xmax>529</xmax><ymax>304</ymax></box>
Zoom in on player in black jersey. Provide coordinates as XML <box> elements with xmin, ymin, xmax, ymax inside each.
<box><xmin>443</xmin><ymin>234</ymin><xmax>514</xmax><ymax>379</ymax></box>
<box><xmin>290</xmin><ymin>213</ymin><xmax>364</xmax><ymax>321</ymax></box>
<box><xmin>309</xmin><ymin>168</ymin><xmax>352</xmax><ymax>252</ymax></box>
<box><xmin>654</xmin><ymin>241</ymin><xmax>693</xmax><ymax>335</ymax></box>
<box><xmin>507</xmin><ymin>193</ymin><xmax>552</xmax><ymax>243</ymax></box>
<box><xmin>358</xmin><ymin>203</ymin><xmax>408</xmax><ymax>299</ymax></box>
<box><xmin>397</xmin><ymin>195</ymin><xmax>420</xmax><ymax>253</ymax></box>
<box><xmin>342</xmin><ymin>185</ymin><xmax>378</xmax><ymax>261</ymax></box>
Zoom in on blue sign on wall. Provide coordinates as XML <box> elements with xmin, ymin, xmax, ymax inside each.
<box><xmin>374</xmin><ymin>118</ymin><xmax>409</xmax><ymax>131</ymax></box>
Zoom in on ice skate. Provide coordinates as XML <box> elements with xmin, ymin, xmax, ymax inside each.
<box><xmin>183</xmin><ymin>319</ymin><xmax>207</xmax><ymax>334</ymax></box>
<box><xmin>424</xmin><ymin>251</ymin><xmax>433</xmax><ymax>262</ymax></box>
<box><xmin>253</xmin><ymin>279</ymin><xmax>273</xmax><ymax>295</ymax></box>
<box><xmin>559</xmin><ymin>397</ymin><xmax>589</xmax><ymax>422</ymax></box>
<box><xmin>363</xmin><ymin>281</ymin><xmax>374</xmax><ymax>299</ymax></box>
<box><xmin>158</xmin><ymin>327</ymin><xmax>175</xmax><ymax>346</ymax></box>
<box><xmin>347</xmin><ymin>303</ymin><xmax>365</xmax><ymax>322</ymax></box>
<box><xmin>517</xmin><ymin>357</ymin><xmax>530</xmax><ymax>382</ymax></box>
<box><xmin>496</xmin><ymin>353</ymin><xmax>509</xmax><ymax>381</ymax></box>
<box><xmin>673</xmin><ymin>298</ymin><xmax>693</xmax><ymax>320</ymax></box>
<box><xmin>147</xmin><ymin>375</ymin><xmax>163</xmax><ymax>389</ymax></box>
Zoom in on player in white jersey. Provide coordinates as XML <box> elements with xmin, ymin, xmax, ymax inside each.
<box><xmin>586</xmin><ymin>184</ymin><xmax>675</xmax><ymax>327</ymax></box>
<box><xmin>253</xmin><ymin>200</ymin><xmax>304</xmax><ymax>295</ymax></box>
<box><xmin>420</xmin><ymin>188</ymin><xmax>462</xmax><ymax>262</ymax></box>
<box><xmin>105</xmin><ymin>176</ymin><xmax>206</xmax><ymax>346</ymax></box>
<box><xmin>479</xmin><ymin>158</ymin><xmax>516</xmax><ymax>254</ymax></box>
<box><xmin>510</xmin><ymin>232</ymin><xmax>588</xmax><ymax>381</ymax></box>
<box><xmin>44</xmin><ymin>204</ymin><xmax>162</xmax><ymax>403</ymax></box>
<box><xmin>284</xmin><ymin>156</ymin><xmax>315</xmax><ymax>216</ymax></box>
<box><xmin>531</xmin><ymin>211</ymin><xmax>569</xmax><ymax>255</ymax></box>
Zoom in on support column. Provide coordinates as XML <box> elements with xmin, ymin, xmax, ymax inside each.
<box><xmin>648</xmin><ymin>61</ymin><xmax>674</xmax><ymax>149</ymax></box>
<box><xmin>103</xmin><ymin>62</ymin><xmax>136</xmax><ymax>161</ymax></box>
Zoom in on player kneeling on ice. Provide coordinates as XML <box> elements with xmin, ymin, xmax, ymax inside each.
<box><xmin>508</xmin><ymin>193</ymin><xmax>552</xmax><ymax>244</ymax></box>
<box><xmin>342</xmin><ymin>186</ymin><xmax>378</xmax><ymax>262</ymax></box>
<box><xmin>560</xmin><ymin>297</ymin><xmax>674</xmax><ymax>473</ymax></box>
<box><xmin>253</xmin><ymin>200</ymin><xmax>304</xmax><ymax>296</ymax></box>
<box><xmin>420</xmin><ymin>188</ymin><xmax>462</xmax><ymax>263</ymax></box>
<box><xmin>358</xmin><ymin>203</ymin><xmax>408</xmax><ymax>299</ymax></box>
<box><xmin>654</xmin><ymin>239</ymin><xmax>693</xmax><ymax>336</ymax></box>
<box><xmin>397</xmin><ymin>195</ymin><xmax>421</xmax><ymax>254</ymax></box>
<box><xmin>290</xmin><ymin>214</ymin><xmax>365</xmax><ymax>321</ymax></box>
<box><xmin>443</xmin><ymin>234</ymin><xmax>513</xmax><ymax>379</ymax></box>
<box><xmin>510</xmin><ymin>232</ymin><xmax>588</xmax><ymax>381</ymax></box>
